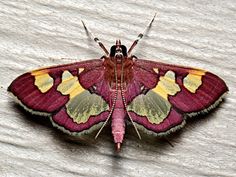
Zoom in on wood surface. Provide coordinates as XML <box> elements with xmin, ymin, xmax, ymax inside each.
<box><xmin>0</xmin><ymin>1</ymin><xmax>235</xmax><ymax>177</ymax></box>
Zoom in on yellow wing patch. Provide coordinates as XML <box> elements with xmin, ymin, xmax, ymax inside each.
<box><xmin>153</xmin><ymin>71</ymin><xmax>180</xmax><ymax>100</ymax></box>
<box><xmin>183</xmin><ymin>70</ymin><xmax>205</xmax><ymax>93</ymax></box>
<box><xmin>57</xmin><ymin>70</ymin><xmax>84</xmax><ymax>99</ymax></box>
<box><xmin>31</xmin><ymin>70</ymin><xmax>53</xmax><ymax>93</ymax></box>
<box><xmin>188</xmin><ymin>69</ymin><xmax>206</xmax><ymax>75</ymax></box>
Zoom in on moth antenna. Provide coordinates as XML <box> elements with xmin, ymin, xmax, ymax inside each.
<box><xmin>127</xmin><ymin>111</ymin><xmax>142</xmax><ymax>139</ymax></box>
<box><xmin>120</xmin><ymin>61</ymin><xmax>142</xmax><ymax>140</ymax></box>
<box><xmin>95</xmin><ymin>62</ymin><xmax>118</xmax><ymax>139</ymax></box>
<box><xmin>127</xmin><ymin>13</ymin><xmax>157</xmax><ymax>56</ymax></box>
<box><xmin>94</xmin><ymin>115</ymin><xmax>110</xmax><ymax>139</ymax></box>
<box><xmin>81</xmin><ymin>20</ymin><xmax>109</xmax><ymax>56</ymax></box>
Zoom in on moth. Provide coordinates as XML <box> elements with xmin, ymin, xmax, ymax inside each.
<box><xmin>8</xmin><ymin>14</ymin><xmax>228</xmax><ymax>150</ymax></box>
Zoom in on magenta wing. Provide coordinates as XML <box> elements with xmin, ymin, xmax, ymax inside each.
<box><xmin>8</xmin><ymin>59</ymin><xmax>110</xmax><ymax>135</ymax></box>
<box><xmin>126</xmin><ymin>59</ymin><xmax>228</xmax><ymax>135</ymax></box>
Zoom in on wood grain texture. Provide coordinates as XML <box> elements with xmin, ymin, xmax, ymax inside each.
<box><xmin>0</xmin><ymin>1</ymin><xmax>235</xmax><ymax>177</ymax></box>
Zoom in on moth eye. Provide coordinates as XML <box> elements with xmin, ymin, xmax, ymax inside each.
<box><xmin>121</xmin><ymin>45</ymin><xmax>127</xmax><ymax>56</ymax></box>
<box><xmin>110</xmin><ymin>46</ymin><xmax>116</xmax><ymax>57</ymax></box>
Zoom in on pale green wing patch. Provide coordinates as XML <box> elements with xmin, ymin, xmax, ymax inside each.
<box><xmin>66</xmin><ymin>90</ymin><xmax>109</xmax><ymax>124</ymax></box>
<box><xmin>127</xmin><ymin>91</ymin><xmax>171</xmax><ymax>124</ymax></box>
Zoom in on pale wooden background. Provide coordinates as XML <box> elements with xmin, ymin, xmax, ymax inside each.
<box><xmin>0</xmin><ymin>1</ymin><xmax>235</xmax><ymax>177</ymax></box>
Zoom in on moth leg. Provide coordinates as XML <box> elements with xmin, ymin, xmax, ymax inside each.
<box><xmin>131</xmin><ymin>55</ymin><xmax>138</xmax><ymax>59</ymax></box>
<box><xmin>127</xmin><ymin>13</ymin><xmax>157</xmax><ymax>56</ymax></box>
<box><xmin>81</xmin><ymin>20</ymin><xmax>109</xmax><ymax>56</ymax></box>
<box><xmin>162</xmin><ymin>137</ymin><xmax>174</xmax><ymax>147</ymax></box>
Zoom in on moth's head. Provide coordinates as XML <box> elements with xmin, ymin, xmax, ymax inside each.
<box><xmin>110</xmin><ymin>40</ymin><xmax>127</xmax><ymax>62</ymax></box>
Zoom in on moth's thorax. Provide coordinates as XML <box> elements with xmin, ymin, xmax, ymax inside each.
<box><xmin>103</xmin><ymin>57</ymin><xmax>134</xmax><ymax>85</ymax></box>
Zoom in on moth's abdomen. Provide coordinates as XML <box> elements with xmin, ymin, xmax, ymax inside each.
<box><xmin>111</xmin><ymin>90</ymin><xmax>126</xmax><ymax>144</ymax></box>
